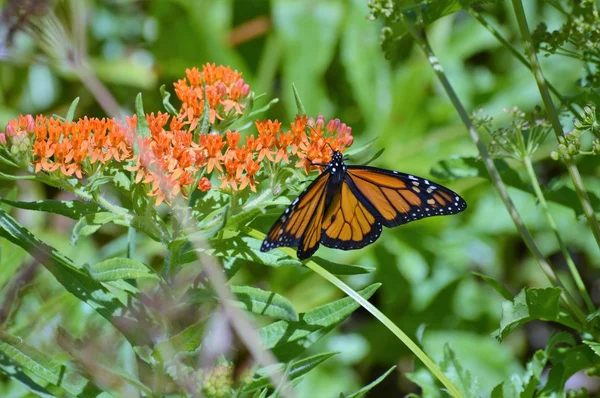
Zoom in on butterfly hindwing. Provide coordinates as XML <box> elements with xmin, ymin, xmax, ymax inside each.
<box><xmin>320</xmin><ymin>180</ymin><xmax>382</xmax><ymax>250</ymax></box>
<box><xmin>345</xmin><ymin>166</ymin><xmax>467</xmax><ymax>227</ymax></box>
<box><xmin>260</xmin><ymin>172</ymin><xmax>330</xmax><ymax>258</ymax></box>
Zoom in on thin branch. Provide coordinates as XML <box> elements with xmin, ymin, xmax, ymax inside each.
<box><xmin>398</xmin><ymin>18</ymin><xmax>586</xmax><ymax>325</ymax></box>
<box><xmin>511</xmin><ymin>0</ymin><xmax>600</xmax><ymax>249</ymax></box>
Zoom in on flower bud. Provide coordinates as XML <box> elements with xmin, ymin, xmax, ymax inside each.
<box><xmin>26</xmin><ymin>114</ymin><xmax>35</xmax><ymax>134</ymax></box>
<box><xmin>326</xmin><ymin>118</ymin><xmax>340</xmax><ymax>132</ymax></box>
<box><xmin>315</xmin><ymin>115</ymin><xmax>325</xmax><ymax>129</ymax></box>
<box><xmin>0</xmin><ymin>133</ymin><xmax>6</xmax><ymax>145</ymax></box>
<box><xmin>241</xmin><ymin>83</ymin><xmax>250</xmax><ymax>97</ymax></box>
<box><xmin>550</xmin><ymin>151</ymin><xmax>560</xmax><ymax>160</ymax></box>
<box><xmin>5</xmin><ymin>122</ymin><xmax>16</xmax><ymax>138</ymax></box>
<box><xmin>198</xmin><ymin>177</ymin><xmax>211</xmax><ymax>192</ymax></box>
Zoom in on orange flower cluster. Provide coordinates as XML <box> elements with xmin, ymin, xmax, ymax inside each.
<box><xmin>0</xmin><ymin>64</ymin><xmax>355</xmax><ymax>206</ymax></box>
<box><xmin>29</xmin><ymin>116</ymin><xmax>134</xmax><ymax>179</ymax></box>
<box><xmin>174</xmin><ymin>63</ymin><xmax>251</xmax><ymax>131</ymax></box>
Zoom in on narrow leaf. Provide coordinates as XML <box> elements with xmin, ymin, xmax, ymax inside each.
<box><xmin>135</xmin><ymin>93</ymin><xmax>151</xmax><ymax>138</ymax></box>
<box><xmin>473</xmin><ymin>272</ymin><xmax>512</xmax><ymax>300</ymax></box>
<box><xmin>343</xmin><ymin>365</ymin><xmax>397</xmax><ymax>398</ymax></box>
<box><xmin>153</xmin><ymin>321</ymin><xmax>205</xmax><ymax>361</ymax></box>
<box><xmin>159</xmin><ymin>84</ymin><xmax>178</xmax><ymax>115</ymax></box>
<box><xmin>440</xmin><ymin>344</ymin><xmax>479</xmax><ymax>398</ymax></box>
<box><xmin>71</xmin><ymin>212</ymin><xmax>124</xmax><ymax>244</ymax></box>
<box><xmin>65</xmin><ymin>97</ymin><xmax>80</xmax><ymax>122</ymax></box>
<box><xmin>0</xmin><ymin>199</ymin><xmax>104</xmax><ymax>220</ymax></box>
<box><xmin>242</xmin><ymin>352</ymin><xmax>337</xmax><ymax>393</ymax></box>
<box><xmin>292</xmin><ymin>83</ymin><xmax>306</xmax><ymax>115</ymax></box>
<box><xmin>0</xmin><ymin>331</ymin><xmax>93</xmax><ymax>395</ymax></box>
<box><xmin>0</xmin><ymin>208</ymin><xmax>150</xmax><ymax>345</ymax></box>
<box><xmin>86</xmin><ymin>258</ymin><xmax>159</xmax><ymax>282</ymax></box>
<box><xmin>230</xmin><ymin>286</ymin><xmax>298</xmax><ymax>322</ymax></box>
<box><xmin>312</xmin><ymin>256</ymin><xmax>375</xmax><ymax>275</ymax></box>
<box><xmin>0</xmin><ymin>352</ymin><xmax>54</xmax><ymax>397</ymax></box>
<box><xmin>259</xmin><ymin>284</ymin><xmax>380</xmax><ymax>360</ymax></box>
<box><xmin>248</xmin><ymin>97</ymin><xmax>280</xmax><ymax>118</ymax></box>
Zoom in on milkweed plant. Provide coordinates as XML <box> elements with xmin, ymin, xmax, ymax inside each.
<box><xmin>1</xmin><ymin>0</ymin><xmax>600</xmax><ymax>397</ymax></box>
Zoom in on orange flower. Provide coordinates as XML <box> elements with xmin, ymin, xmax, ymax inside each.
<box><xmin>174</xmin><ymin>63</ymin><xmax>251</xmax><ymax>130</ymax></box>
<box><xmin>289</xmin><ymin>114</ymin><xmax>308</xmax><ymax>154</ymax></box>
<box><xmin>255</xmin><ymin>119</ymin><xmax>281</xmax><ymax>162</ymax></box>
<box><xmin>199</xmin><ymin>133</ymin><xmax>225</xmax><ymax>173</ymax></box>
<box><xmin>219</xmin><ymin>157</ymin><xmax>241</xmax><ymax>191</ymax></box>
<box><xmin>239</xmin><ymin>159</ymin><xmax>260</xmax><ymax>192</ymax></box>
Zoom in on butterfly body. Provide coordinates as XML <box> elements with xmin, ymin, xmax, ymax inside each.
<box><xmin>261</xmin><ymin>150</ymin><xmax>467</xmax><ymax>260</ymax></box>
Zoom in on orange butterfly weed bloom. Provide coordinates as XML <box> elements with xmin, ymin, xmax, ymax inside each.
<box><xmin>174</xmin><ymin>63</ymin><xmax>251</xmax><ymax>130</ymax></box>
<box><xmin>1</xmin><ymin>64</ymin><xmax>356</xmax><ymax>207</ymax></box>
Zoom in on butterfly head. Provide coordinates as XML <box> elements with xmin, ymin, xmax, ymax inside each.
<box><xmin>327</xmin><ymin>150</ymin><xmax>346</xmax><ymax>184</ymax></box>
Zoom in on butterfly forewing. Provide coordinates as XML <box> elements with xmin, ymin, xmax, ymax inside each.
<box><xmin>260</xmin><ymin>172</ymin><xmax>330</xmax><ymax>256</ymax></box>
<box><xmin>345</xmin><ymin>166</ymin><xmax>467</xmax><ymax>227</ymax></box>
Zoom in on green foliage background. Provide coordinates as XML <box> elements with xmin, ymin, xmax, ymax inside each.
<box><xmin>0</xmin><ymin>0</ymin><xmax>598</xmax><ymax>396</ymax></box>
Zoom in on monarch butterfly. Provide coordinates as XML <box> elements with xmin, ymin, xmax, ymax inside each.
<box><xmin>260</xmin><ymin>149</ymin><xmax>467</xmax><ymax>260</ymax></box>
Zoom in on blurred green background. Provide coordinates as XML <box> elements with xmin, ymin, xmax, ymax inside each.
<box><xmin>0</xmin><ymin>0</ymin><xmax>599</xmax><ymax>396</ymax></box>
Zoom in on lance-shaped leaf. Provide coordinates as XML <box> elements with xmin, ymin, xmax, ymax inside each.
<box><xmin>86</xmin><ymin>257</ymin><xmax>159</xmax><ymax>282</ymax></box>
<box><xmin>0</xmin><ymin>351</ymin><xmax>55</xmax><ymax>397</ymax></box>
<box><xmin>0</xmin><ymin>331</ymin><xmax>97</xmax><ymax>396</ymax></box>
<box><xmin>0</xmin><ymin>208</ymin><xmax>152</xmax><ymax>345</ymax></box>
<box><xmin>440</xmin><ymin>344</ymin><xmax>479</xmax><ymax>398</ymax></box>
<box><xmin>0</xmin><ymin>199</ymin><xmax>104</xmax><ymax>220</ymax></box>
<box><xmin>241</xmin><ymin>352</ymin><xmax>337</xmax><ymax>393</ymax></box>
<box><xmin>342</xmin><ymin>365</ymin><xmax>397</xmax><ymax>398</ymax></box>
<box><xmin>71</xmin><ymin>212</ymin><xmax>125</xmax><ymax>244</ymax></box>
<box><xmin>259</xmin><ymin>283</ymin><xmax>380</xmax><ymax>361</ymax></box>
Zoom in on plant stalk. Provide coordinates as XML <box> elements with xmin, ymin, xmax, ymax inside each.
<box><xmin>523</xmin><ymin>157</ymin><xmax>594</xmax><ymax>312</ymax></box>
<box><xmin>466</xmin><ymin>6</ymin><xmax>580</xmax><ymax>118</ymax></box>
<box><xmin>511</xmin><ymin>0</ymin><xmax>600</xmax><ymax>249</ymax></box>
<box><xmin>399</xmin><ymin>20</ymin><xmax>586</xmax><ymax>325</ymax></box>
<box><xmin>243</xmin><ymin>227</ymin><xmax>462</xmax><ymax>398</ymax></box>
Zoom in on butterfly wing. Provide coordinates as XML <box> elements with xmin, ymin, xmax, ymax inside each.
<box><xmin>345</xmin><ymin>166</ymin><xmax>467</xmax><ymax>227</ymax></box>
<box><xmin>320</xmin><ymin>180</ymin><xmax>382</xmax><ymax>250</ymax></box>
<box><xmin>260</xmin><ymin>172</ymin><xmax>330</xmax><ymax>259</ymax></box>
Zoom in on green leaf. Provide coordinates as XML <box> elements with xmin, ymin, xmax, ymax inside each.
<box><xmin>361</xmin><ymin>148</ymin><xmax>386</xmax><ymax>166</ymax></box>
<box><xmin>497</xmin><ymin>287</ymin><xmax>563</xmax><ymax>341</ymax></box>
<box><xmin>541</xmin><ymin>344</ymin><xmax>600</xmax><ymax>395</ymax></box>
<box><xmin>405</xmin><ymin>367</ymin><xmax>441</xmax><ymax>398</ymax></box>
<box><xmin>0</xmin><ymin>352</ymin><xmax>55</xmax><ymax>397</ymax></box>
<box><xmin>0</xmin><ymin>331</ymin><xmax>95</xmax><ymax>395</ymax></box>
<box><xmin>0</xmin><ymin>207</ymin><xmax>150</xmax><ymax>345</ymax></box>
<box><xmin>342</xmin><ymin>365</ymin><xmax>397</xmax><ymax>398</ymax></box>
<box><xmin>241</xmin><ymin>352</ymin><xmax>337</xmax><ymax>393</ymax></box>
<box><xmin>473</xmin><ymin>272</ymin><xmax>513</xmax><ymax>300</ymax></box>
<box><xmin>491</xmin><ymin>350</ymin><xmax>546</xmax><ymax>398</ymax></box>
<box><xmin>247</xmin><ymin>97</ymin><xmax>280</xmax><ymax>118</ymax></box>
<box><xmin>343</xmin><ymin>136</ymin><xmax>379</xmax><ymax>157</ymax></box>
<box><xmin>188</xmin><ymin>236</ymin><xmax>300</xmax><ymax>268</ymax></box>
<box><xmin>65</xmin><ymin>97</ymin><xmax>80</xmax><ymax>122</ymax></box>
<box><xmin>71</xmin><ymin>212</ymin><xmax>125</xmax><ymax>244</ymax></box>
<box><xmin>57</xmin><ymin>328</ymin><xmax>152</xmax><ymax>396</ymax></box>
<box><xmin>85</xmin><ymin>257</ymin><xmax>159</xmax><ymax>282</ymax></box>
<box><xmin>135</xmin><ymin>93</ymin><xmax>151</xmax><ymax>139</ymax></box>
<box><xmin>159</xmin><ymin>84</ymin><xmax>178</xmax><ymax>115</ymax></box>
<box><xmin>230</xmin><ymin>285</ymin><xmax>298</xmax><ymax>322</ymax></box>
<box><xmin>260</xmin><ymin>283</ymin><xmax>380</xmax><ymax>361</ymax></box>
<box><xmin>584</xmin><ymin>340</ymin><xmax>600</xmax><ymax>357</ymax></box>
<box><xmin>440</xmin><ymin>344</ymin><xmax>479</xmax><ymax>398</ymax></box>
<box><xmin>292</xmin><ymin>83</ymin><xmax>306</xmax><ymax>115</ymax></box>
<box><xmin>153</xmin><ymin>321</ymin><xmax>205</xmax><ymax>361</ymax></box>
<box><xmin>312</xmin><ymin>256</ymin><xmax>375</xmax><ymax>275</ymax></box>
<box><xmin>0</xmin><ymin>199</ymin><xmax>104</xmax><ymax>220</ymax></box>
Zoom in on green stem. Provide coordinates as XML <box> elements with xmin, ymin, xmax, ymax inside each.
<box><xmin>466</xmin><ymin>7</ymin><xmax>580</xmax><ymax>118</ymax></box>
<box><xmin>398</xmin><ymin>21</ymin><xmax>586</xmax><ymax>325</ymax></box>
<box><xmin>244</xmin><ymin>227</ymin><xmax>462</xmax><ymax>398</ymax></box>
<box><xmin>523</xmin><ymin>157</ymin><xmax>595</xmax><ymax>312</ymax></box>
<box><xmin>511</xmin><ymin>0</ymin><xmax>600</xmax><ymax>249</ymax></box>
